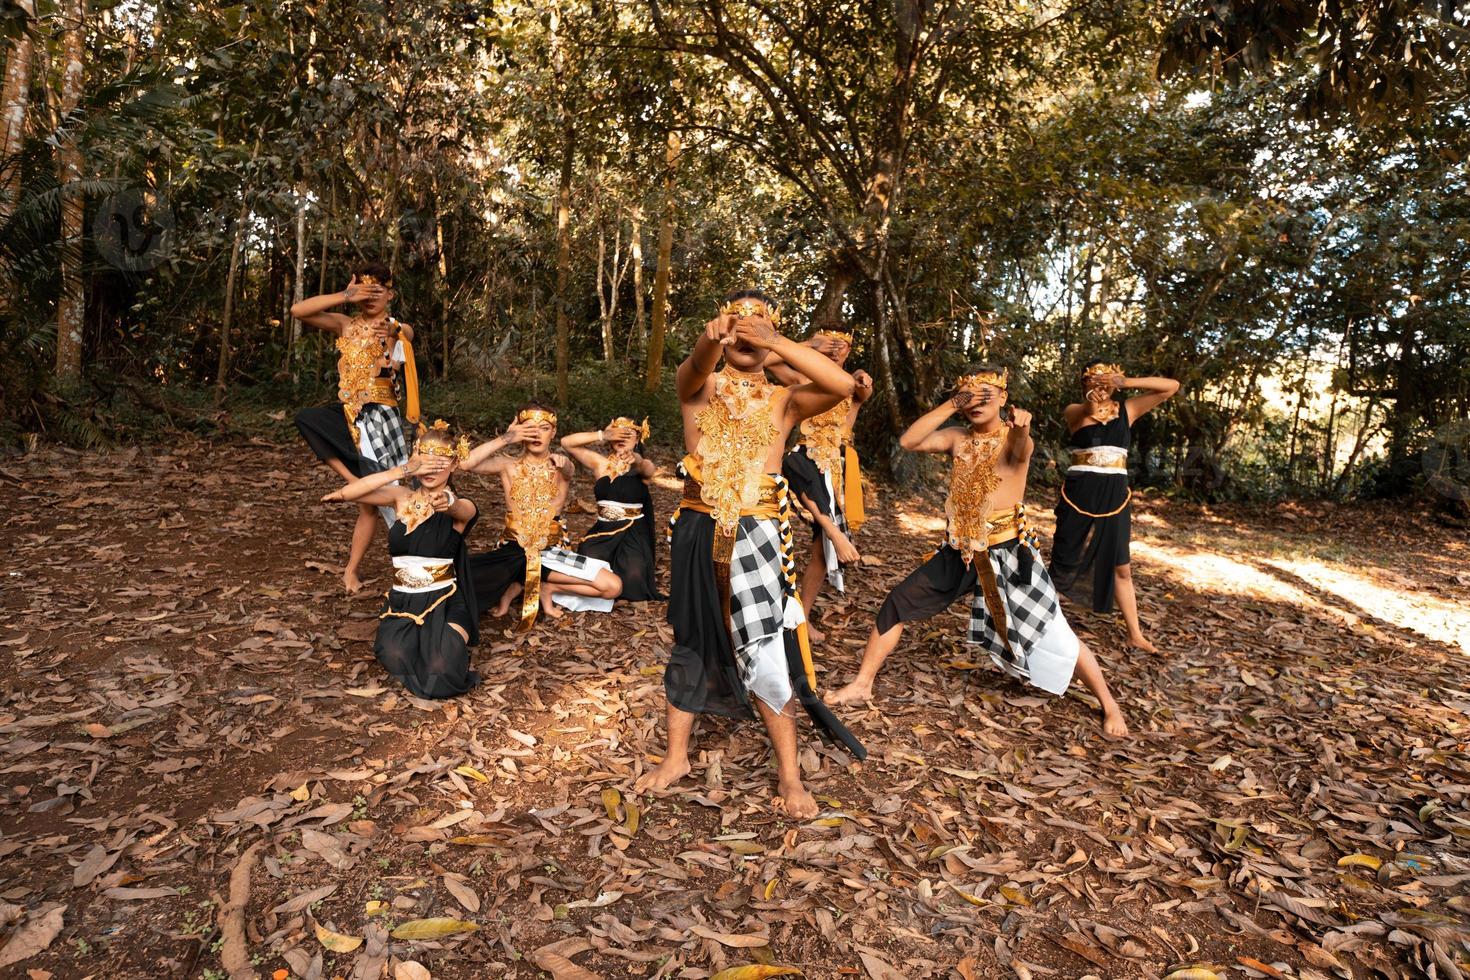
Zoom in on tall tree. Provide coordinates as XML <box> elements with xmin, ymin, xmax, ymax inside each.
<box><xmin>53</xmin><ymin>0</ymin><xmax>87</xmax><ymax>382</ymax></box>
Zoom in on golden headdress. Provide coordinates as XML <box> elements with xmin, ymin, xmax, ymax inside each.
<box><xmin>956</xmin><ymin>367</ymin><xmax>1008</xmax><ymax>393</ymax></box>
<box><xmin>609</xmin><ymin>416</ymin><xmax>651</xmax><ymax>442</ymax></box>
<box><xmin>719</xmin><ymin>296</ymin><xmax>782</xmax><ymax>328</ymax></box>
<box><xmin>1083</xmin><ymin>362</ymin><xmax>1123</xmax><ymax>381</ymax></box>
<box><xmin>415</xmin><ymin>419</ymin><xmax>470</xmax><ymax>460</ymax></box>
<box><xmin>812</xmin><ymin>328</ymin><xmax>853</xmax><ymax>345</ymax></box>
<box><xmin>357</xmin><ymin>273</ymin><xmax>392</xmax><ymax>287</ymax></box>
<box><xmin>516</xmin><ymin>407</ymin><xmax>558</xmax><ymax>427</ymax></box>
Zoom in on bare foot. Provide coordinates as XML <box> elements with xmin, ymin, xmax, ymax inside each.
<box><xmin>827</xmin><ymin>680</ymin><xmax>874</xmax><ymax>706</ymax></box>
<box><xmin>1100</xmin><ymin>703</ymin><xmax>1129</xmax><ymax>738</ymax></box>
<box><xmin>806</xmin><ymin>623</ymin><xmax>826</xmax><ymax>645</ymax></box>
<box><xmin>634</xmin><ymin>756</ymin><xmax>691</xmax><ymax>793</ymax></box>
<box><xmin>1128</xmin><ymin>635</ymin><xmax>1159</xmax><ymax>654</ymax></box>
<box><xmin>774</xmin><ymin>782</ymin><xmax>819</xmax><ymax>819</ymax></box>
<box><xmin>493</xmin><ymin>584</ymin><xmax>522</xmax><ymax>618</ymax></box>
<box><xmin>540</xmin><ymin>590</ymin><xmax>565</xmax><ymax>620</ymax></box>
<box><xmin>343</xmin><ymin>569</ymin><xmax>364</xmax><ymax>594</ymax></box>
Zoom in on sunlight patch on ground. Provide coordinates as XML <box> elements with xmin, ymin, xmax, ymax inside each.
<box><xmin>896</xmin><ymin>509</ymin><xmax>947</xmax><ymax>536</ymax></box>
<box><xmin>1131</xmin><ymin>541</ymin><xmax>1312</xmax><ymax>605</ymax></box>
<box><xmin>1261</xmin><ymin>557</ymin><xmax>1470</xmax><ymax>655</ymax></box>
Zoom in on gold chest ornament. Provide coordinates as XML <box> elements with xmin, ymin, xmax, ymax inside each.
<box><xmin>946</xmin><ymin>429</ymin><xmax>1006</xmax><ymax>562</ymax></box>
<box><xmin>396</xmin><ymin>489</ymin><xmax>437</xmax><ymax>534</ymax></box>
<box><xmin>799</xmin><ymin>396</ymin><xmax>850</xmax><ymax>477</ymax></box>
<box><xmin>604</xmin><ymin>452</ymin><xmax>636</xmax><ymax>480</ymax></box>
<box><xmin>694</xmin><ymin>367</ymin><xmax>782</xmax><ymax>537</ymax></box>
<box><xmin>508</xmin><ymin>455</ymin><xmax>561</xmax><ymax>551</ymax></box>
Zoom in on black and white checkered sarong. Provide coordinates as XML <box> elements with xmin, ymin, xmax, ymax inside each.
<box><xmin>728</xmin><ymin>517</ymin><xmax>788</xmax><ymax>653</ymax></box>
<box><xmin>357</xmin><ymin>402</ymin><xmax>410</xmax><ymax>473</ymax></box>
<box><xmin>967</xmin><ymin>544</ymin><xmax>1060</xmax><ymax>664</ymax></box>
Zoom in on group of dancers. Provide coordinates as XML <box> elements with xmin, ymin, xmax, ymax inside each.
<box><xmin>293</xmin><ymin>262</ymin><xmax>1179</xmax><ymax>818</ymax></box>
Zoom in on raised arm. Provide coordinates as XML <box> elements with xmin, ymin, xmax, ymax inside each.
<box><xmin>677</xmin><ymin>312</ymin><xmax>736</xmax><ymax>401</ymax></box>
<box><xmin>1003</xmin><ymin>407</ymin><xmax>1035</xmax><ymax>465</ymax></box>
<box><xmin>761</xmin><ymin>344</ymin><xmax>809</xmax><ymax>387</ymax></box>
<box><xmin>291</xmin><ymin>277</ymin><xmax>375</xmax><ymax>334</ymax></box>
<box><xmin>559</xmin><ymin>429</ymin><xmax>611</xmax><ymax>478</ymax></box>
<box><xmin>1123</xmin><ymin>375</ymin><xmax>1180</xmax><ymax>422</ymax></box>
<box><xmin>463</xmin><ymin>423</ymin><xmax>527</xmax><ymax>474</ymax></box>
<box><xmin>899</xmin><ymin>397</ymin><xmax>967</xmax><ymax>455</ymax></box>
<box><xmin>758</xmin><ymin>331</ymin><xmax>854</xmax><ymax>422</ymax></box>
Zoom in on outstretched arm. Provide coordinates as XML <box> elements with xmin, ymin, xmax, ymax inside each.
<box><xmin>899</xmin><ymin>397</ymin><xmax>968</xmax><ymax>455</ymax></box>
<box><xmin>1124</xmin><ymin>376</ymin><xmax>1180</xmax><ymax>422</ymax></box>
<box><xmin>321</xmin><ymin>459</ymin><xmax>435</xmax><ymax>505</ymax></box>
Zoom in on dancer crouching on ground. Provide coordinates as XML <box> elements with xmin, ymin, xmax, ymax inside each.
<box><xmin>322</xmin><ymin>421</ymin><xmax>480</xmax><ymax>698</ymax></box>
<box><xmin>828</xmin><ymin>365</ymin><xmax>1128</xmax><ymax>737</ymax></box>
<box><xmin>464</xmin><ymin>404</ymin><xmax>622</xmax><ymax>631</ymax></box>
<box><xmin>560</xmin><ymin>417</ymin><xmax>666</xmax><ymax>603</ymax></box>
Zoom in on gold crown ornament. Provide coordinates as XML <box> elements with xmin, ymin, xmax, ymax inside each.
<box><xmin>416</xmin><ymin>419</ymin><xmax>470</xmax><ymax>460</ymax></box>
<box><xmin>812</xmin><ymin>328</ymin><xmax>853</xmax><ymax>345</ymax></box>
<box><xmin>357</xmin><ymin>274</ymin><xmax>392</xmax><ymax>288</ymax></box>
<box><xmin>516</xmin><ymin>408</ymin><xmax>558</xmax><ymax>428</ymax></box>
<box><xmin>1083</xmin><ymin>362</ymin><xmax>1123</xmax><ymax>380</ymax></box>
<box><xmin>719</xmin><ymin>297</ymin><xmax>782</xmax><ymax>328</ymax></box>
<box><xmin>957</xmin><ymin>368</ymin><xmax>1009</xmax><ymax>393</ymax></box>
<box><xmin>609</xmin><ymin>416</ymin><xmax>652</xmax><ymax>442</ymax></box>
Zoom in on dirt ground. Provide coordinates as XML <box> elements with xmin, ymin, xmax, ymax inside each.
<box><xmin>1</xmin><ymin>441</ymin><xmax>1468</xmax><ymax>980</ymax></box>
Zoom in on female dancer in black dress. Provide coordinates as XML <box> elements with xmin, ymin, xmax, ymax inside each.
<box><xmin>1049</xmin><ymin>362</ymin><xmax>1179</xmax><ymax>652</ymax></box>
<box><xmin>322</xmin><ymin>421</ymin><xmax>481</xmax><ymax>699</ymax></box>
<box><xmin>560</xmin><ymin>417</ymin><xmax>666</xmax><ymax>602</ymax></box>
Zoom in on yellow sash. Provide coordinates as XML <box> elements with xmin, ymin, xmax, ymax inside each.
<box><xmin>842</xmin><ymin>442</ymin><xmax>865</xmax><ymax>532</ymax></box>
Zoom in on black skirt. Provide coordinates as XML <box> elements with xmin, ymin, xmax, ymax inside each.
<box><xmin>375</xmin><ymin>510</ymin><xmax>482</xmax><ymax>699</ymax></box>
<box><xmin>781</xmin><ymin>446</ymin><xmax>835</xmax><ymax>527</ymax></box>
<box><xmin>296</xmin><ymin>404</ymin><xmax>368</xmax><ymax>475</ymax></box>
<box><xmin>468</xmin><ymin>541</ymin><xmax>528</xmax><ymax>614</ymax></box>
<box><xmin>376</xmin><ymin>584</ymin><xmax>480</xmax><ymax>699</ymax></box>
<box><xmin>1049</xmin><ymin>473</ymin><xmax>1131</xmax><ymax>612</ymax></box>
<box><xmin>577</xmin><ymin>473</ymin><xmax>665</xmax><ymax>601</ymax></box>
<box><xmin>664</xmin><ymin>509</ymin><xmax>866</xmax><ymax>760</ymax></box>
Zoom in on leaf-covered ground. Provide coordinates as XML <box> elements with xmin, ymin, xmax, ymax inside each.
<box><xmin>2</xmin><ymin>443</ymin><xmax>1468</xmax><ymax>980</ymax></box>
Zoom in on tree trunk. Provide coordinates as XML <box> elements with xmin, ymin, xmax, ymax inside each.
<box><xmin>53</xmin><ymin>0</ymin><xmax>87</xmax><ymax>382</ymax></box>
<box><xmin>553</xmin><ymin>121</ymin><xmax>574</xmax><ymax>403</ymax></box>
<box><xmin>436</xmin><ymin>209</ymin><xmax>450</xmax><ymax>380</ymax></box>
<box><xmin>811</xmin><ymin>255</ymin><xmax>858</xmax><ymax>330</ymax></box>
<box><xmin>630</xmin><ymin>208</ymin><xmax>646</xmax><ymax>354</ymax></box>
<box><xmin>289</xmin><ymin>183</ymin><xmax>307</xmax><ymax>359</ymax></box>
<box><xmin>0</xmin><ymin>0</ymin><xmax>35</xmax><ymax>224</ymax></box>
<box><xmin>644</xmin><ymin>131</ymin><xmax>679</xmax><ymax>393</ymax></box>
<box><xmin>217</xmin><ymin>194</ymin><xmax>250</xmax><ymax>393</ymax></box>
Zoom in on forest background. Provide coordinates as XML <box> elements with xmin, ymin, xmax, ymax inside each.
<box><xmin>0</xmin><ymin>0</ymin><xmax>1465</xmax><ymax>504</ymax></box>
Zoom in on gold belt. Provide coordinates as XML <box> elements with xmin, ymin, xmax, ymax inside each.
<box><xmin>597</xmin><ymin>501</ymin><xmax>643</xmax><ymax>521</ymax></box>
<box><xmin>679</xmin><ymin>478</ymin><xmax>783</xmax><ymax>522</ymax></box>
<box><xmin>1069</xmin><ymin>449</ymin><xmax>1126</xmax><ymax>469</ymax></box>
<box><xmin>393</xmin><ymin>560</ymin><xmax>454</xmax><ymax>589</ymax></box>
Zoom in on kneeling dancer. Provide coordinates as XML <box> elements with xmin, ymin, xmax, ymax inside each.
<box><xmin>635</xmin><ymin>291</ymin><xmax>866</xmax><ymax>819</ymax></box>
<box><xmin>322</xmin><ymin>421</ymin><xmax>480</xmax><ymax>699</ymax></box>
<box><xmin>829</xmin><ymin>366</ymin><xmax>1127</xmax><ymax>737</ymax></box>
<box><xmin>466</xmin><ymin>404</ymin><xmax>622</xmax><ymax>630</ymax></box>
